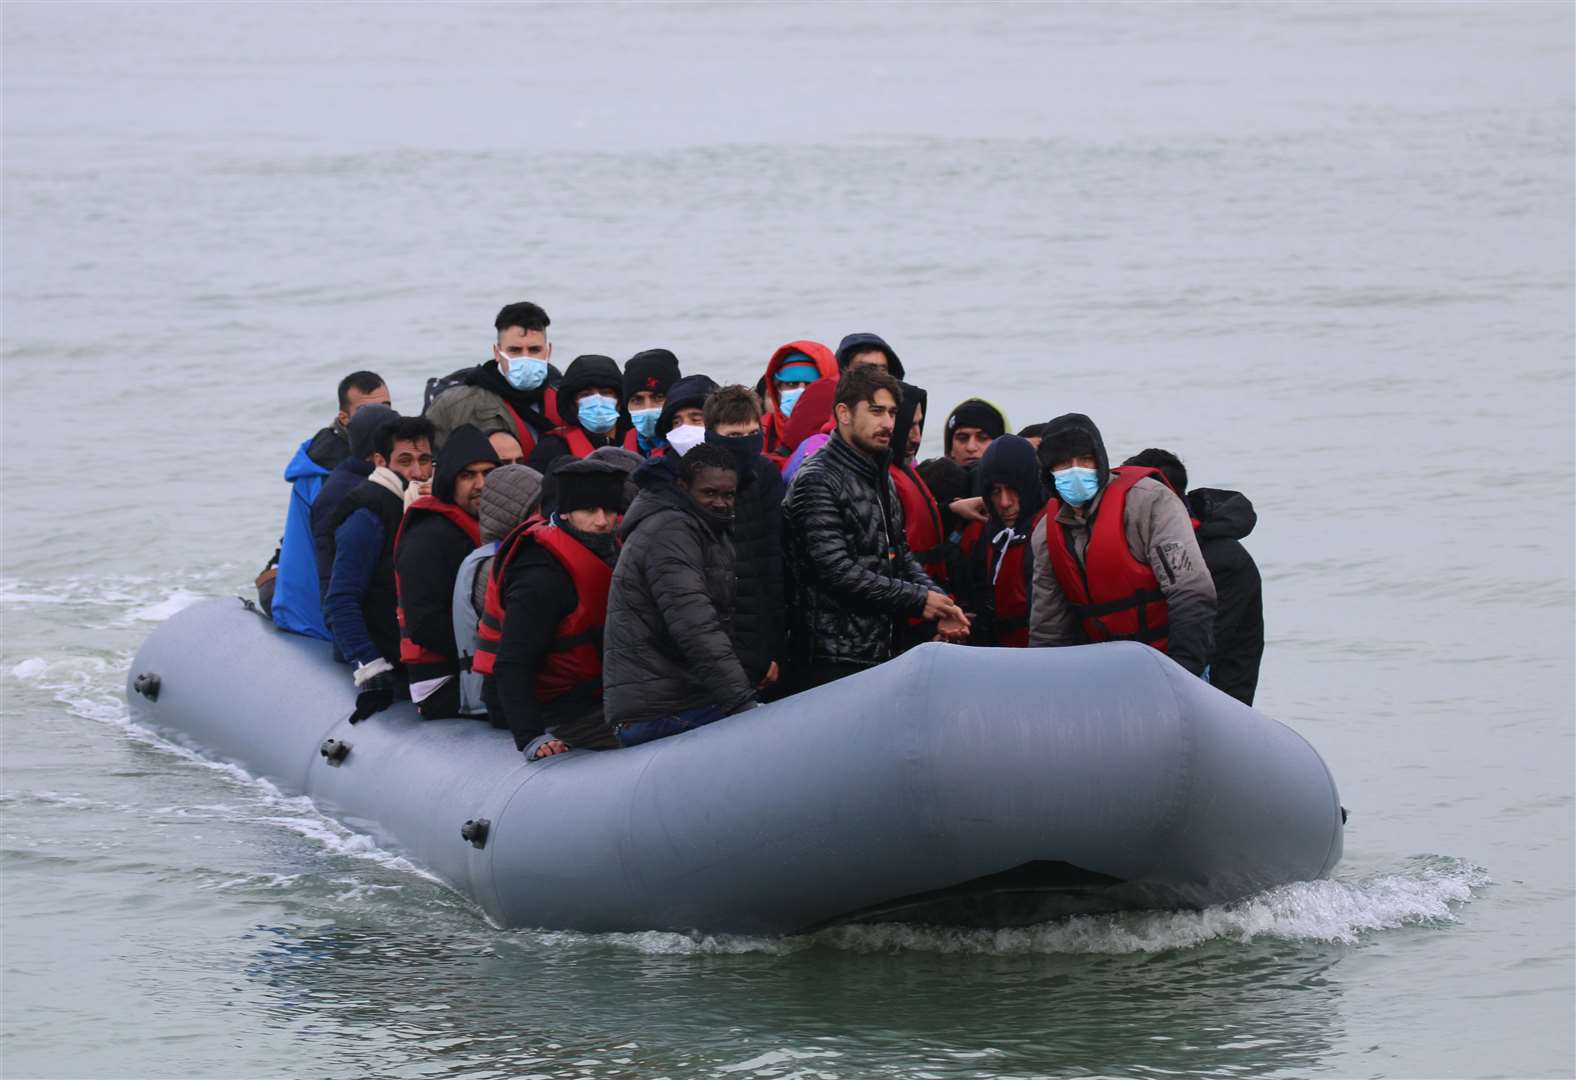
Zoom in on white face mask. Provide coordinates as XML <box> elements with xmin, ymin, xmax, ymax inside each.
<box><xmin>665</xmin><ymin>423</ymin><xmax>706</xmax><ymax>457</ymax></box>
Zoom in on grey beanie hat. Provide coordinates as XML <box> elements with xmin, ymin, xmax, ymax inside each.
<box><xmin>478</xmin><ymin>464</ymin><xmax>545</xmax><ymax>543</ymax></box>
<box><xmin>587</xmin><ymin>445</ymin><xmax>644</xmax><ymax>510</ymax></box>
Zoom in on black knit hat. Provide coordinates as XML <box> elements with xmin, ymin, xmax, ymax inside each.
<box><xmin>553</xmin><ymin>457</ymin><xmax>627</xmax><ymax>514</ymax></box>
<box><xmin>623</xmin><ymin>349</ymin><xmax>681</xmax><ymax>400</ymax></box>
<box><xmin>656</xmin><ymin>374</ymin><xmax>718</xmax><ymax>439</ymax></box>
<box><xmin>1036</xmin><ymin>413</ymin><xmax>1111</xmax><ymax>489</ymax></box>
<box><xmin>944</xmin><ymin>398</ymin><xmax>1007</xmax><ymax>454</ymax></box>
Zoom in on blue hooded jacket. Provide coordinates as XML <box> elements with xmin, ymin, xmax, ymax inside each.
<box><xmin>272</xmin><ymin>427</ymin><xmax>346</xmax><ymax>639</ymax></box>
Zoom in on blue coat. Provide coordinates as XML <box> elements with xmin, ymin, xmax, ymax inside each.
<box><xmin>272</xmin><ymin>428</ymin><xmax>345</xmax><ymax>639</ymax></box>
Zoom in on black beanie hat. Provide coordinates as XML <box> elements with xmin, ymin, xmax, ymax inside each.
<box><xmin>553</xmin><ymin>457</ymin><xmax>627</xmax><ymax>514</ymax></box>
<box><xmin>433</xmin><ymin>423</ymin><xmax>501</xmax><ymax>503</ymax></box>
<box><xmin>347</xmin><ymin>404</ymin><xmax>396</xmax><ymax>460</ymax></box>
<box><xmin>656</xmin><ymin>374</ymin><xmax>719</xmax><ymax>439</ymax></box>
<box><xmin>944</xmin><ymin>398</ymin><xmax>1007</xmax><ymax>453</ymax></box>
<box><xmin>623</xmin><ymin>349</ymin><xmax>681</xmax><ymax>400</ymax></box>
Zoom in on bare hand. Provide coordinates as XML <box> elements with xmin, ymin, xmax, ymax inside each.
<box><xmin>935</xmin><ymin>613</ymin><xmax>971</xmax><ymax>642</ymax></box>
<box><xmin>531</xmin><ymin>738</ymin><xmax>569</xmax><ymax>760</ymax></box>
<box><xmin>950</xmin><ymin>496</ymin><xmax>987</xmax><ymax>523</ymax></box>
<box><xmin>758</xmin><ymin>660</ymin><xmax>779</xmax><ymax>689</ymax></box>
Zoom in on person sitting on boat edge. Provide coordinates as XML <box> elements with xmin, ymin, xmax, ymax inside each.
<box><xmin>394</xmin><ymin>425</ymin><xmax>499</xmax><ymax>720</ymax></box>
<box><xmin>424</xmin><ymin>300</ymin><xmax>562</xmax><ymax>454</ymax></box>
<box><xmin>603</xmin><ymin>443</ymin><xmax>758</xmax><ymax>746</ymax></box>
<box><xmin>780</xmin><ymin>366</ymin><xmax>970</xmax><ymax>694</ymax></box>
<box><xmin>261</xmin><ymin>370</ymin><xmax>389</xmax><ymax>632</ymax></box>
<box><xmin>312</xmin><ymin>403</ymin><xmax>396</xmax><ymax>607</ymax></box>
<box><xmin>476</xmin><ymin>458</ymin><xmax>628</xmax><ymax>758</ymax></box>
<box><xmin>623</xmin><ymin>348</ymin><xmax>682</xmax><ymax>456</ymax></box>
<box><xmin>1124</xmin><ymin>447</ymin><xmax>1264</xmax><ymax>705</ymax></box>
<box><xmin>959</xmin><ymin>434</ymin><xmax>1045</xmax><ymax>648</ymax></box>
<box><xmin>451</xmin><ymin>464</ymin><xmax>545</xmax><ymax>722</ymax></box>
<box><xmin>703</xmin><ymin>384</ymin><xmax>787</xmax><ymax>695</ymax></box>
<box><xmin>526</xmin><ymin>353</ymin><xmax>628</xmax><ymax>486</ymax></box>
<box><xmin>1028</xmin><ymin>414</ymin><xmax>1215</xmax><ymax>674</ymax></box>
<box><xmin>321</xmin><ymin>415</ymin><xmax>435</xmax><ymax>721</ymax></box>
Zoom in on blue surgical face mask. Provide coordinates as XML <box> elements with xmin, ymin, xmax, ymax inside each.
<box><xmin>630</xmin><ymin>408</ymin><xmax>661</xmax><ymax>441</ymax></box>
<box><xmin>576</xmin><ymin>394</ymin><xmax>619</xmax><ymax>434</ymax></box>
<box><xmin>1053</xmin><ymin>466</ymin><xmax>1100</xmax><ymax>507</ymax></box>
<box><xmin>777</xmin><ymin>386</ymin><xmax>804</xmax><ymax>419</ymax></box>
<box><xmin>501</xmin><ymin>353</ymin><xmax>548</xmax><ymax>392</ymax></box>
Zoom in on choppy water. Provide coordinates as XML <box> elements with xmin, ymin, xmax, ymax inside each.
<box><xmin>3</xmin><ymin>3</ymin><xmax>1572</xmax><ymax>1077</ymax></box>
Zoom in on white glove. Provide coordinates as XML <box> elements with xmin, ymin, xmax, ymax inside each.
<box><xmin>353</xmin><ymin>656</ymin><xmax>395</xmax><ymax>688</ymax></box>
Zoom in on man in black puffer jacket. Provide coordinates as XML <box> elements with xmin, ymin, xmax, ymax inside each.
<box><xmin>603</xmin><ymin>443</ymin><xmax>757</xmax><ymax>746</ymax></box>
<box><xmin>781</xmin><ymin>367</ymin><xmax>969</xmax><ymax>692</ymax></box>
<box><xmin>703</xmin><ymin>385</ymin><xmax>786</xmax><ymax>692</ymax></box>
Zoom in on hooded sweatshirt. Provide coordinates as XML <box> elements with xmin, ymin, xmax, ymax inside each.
<box><xmin>964</xmin><ymin>435</ymin><xmax>1045</xmax><ymax>646</ymax></box>
<box><xmin>760</xmin><ymin>341</ymin><xmax>839</xmax><ymax>455</ymax></box>
<box><xmin>526</xmin><ymin>354</ymin><xmax>627</xmax><ymax>476</ymax></box>
<box><xmin>271</xmin><ymin>423</ymin><xmax>349</xmax><ymax>639</ymax></box>
<box><xmin>1027</xmin><ymin>413</ymin><xmax>1216</xmax><ymax>674</ymax></box>
<box><xmin>396</xmin><ymin>424</ymin><xmax>499</xmax><ymax>705</ymax></box>
<box><xmin>835</xmin><ymin>332</ymin><xmax>906</xmax><ymax>380</ymax></box>
<box><xmin>1188</xmin><ymin>487</ymin><xmax>1264</xmax><ymax>705</ymax></box>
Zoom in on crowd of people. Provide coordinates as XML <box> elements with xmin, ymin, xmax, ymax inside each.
<box><xmin>256</xmin><ymin>300</ymin><xmax>1264</xmax><ymax>760</ymax></box>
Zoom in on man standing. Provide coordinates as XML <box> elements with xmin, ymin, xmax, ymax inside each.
<box><xmin>622</xmin><ymin>348</ymin><xmax>682</xmax><ymax>455</ymax></box>
<box><xmin>526</xmin><ymin>354</ymin><xmax>627</xmax><ymax>475</ymax></box>
<box><xmin>1124</xmin><ymin>448</ymin><xmax>1264</xmax><ymax>704</ymax></box>
<box><xmin>425</xmin><ymin>301</ymin><xmax>562</xmax><ymax>454</ymax></box>
<box><xmin>760</xmin><ymin>340</ymin><xmax>838</xmax><ymax>460</ymax></box>
<box><xmin>311</xmin><ymin>403</ymin><xmax>396</xmax><ymax>602</ymax></box>
<box><xmin>959</xmin><ymin>435</ymin><xmax>1045</xmax><ymax>647</ymax></box>
<box><xmin>943</xmin><ymin>398</ymin><xmax>1007</xmax><ymax>469</ymax></box>
<box><xmin>321</xmin><ymin>415</ymin><xmax>435</xmax><ymax>721</ymax></box>
<box><xmin>603</xmin><ymin>444</ymin><xmax>758</xmax><ymax>745</ymax></box>
<box><xmin>834</xmin><ymin>332</ymin><xmax>907</xmax><ymax>379</ymax></box>
<box><xmin>475</xmin><ymin>459</ymin><xmax>627</xmax><ymax>757</ymax></box>
<box><xmin>703</xmin><ymin>385</ymin><xmax>786</xmax><ymax>691</ymax></box>
<box><xmin>1029</xmin><ymin>414</ymin><xmax>1216</xmax><ymax>675</ymax></box>
<box><xmin>395</xmin><ymin>424</ymin><xmax>499</xmax><ymax>719</ymax></box>
<box><xmin>781</xmin><ymin>367</ymin><xmax>969</xmax><ymax>692</ymax></box>
<box><xmin>268</xmin><ymin>371</ymin><xmax>389</xmax><ymax>634</ymax></box>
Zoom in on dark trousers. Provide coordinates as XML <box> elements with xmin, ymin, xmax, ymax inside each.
<box><xmin>778</xmin><ymin>661</ymin><xmax>872</xmax><ymax>698</ymax></box>
<box><xmin>414</xmin><ymin>678</ymin><xmax>463</xmax><ymax>721</ymax></box>
<box><xmin>615</xmin><ymin>703</ymin><xmax>728</xmax><ymax>748</ymax></box>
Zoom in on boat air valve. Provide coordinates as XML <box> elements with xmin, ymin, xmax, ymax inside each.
<box><xmin>132</xmin><ymin>673</ymin><xmax>161</xmax><ymax>701</ymax></box>
<box><xmin>319</xmin><ymin>739</ymin><xmax>352</xmax><ymax>766</ymax></box>
<box><xmin>1341</xmin><ymin>806</ymin><xmax>1349</xmax><ymax>825</ymax></box>
<box><xmin>461</xmin><ymin>818</ymin><xmax>491</xmax><ymax>849</ymax></box>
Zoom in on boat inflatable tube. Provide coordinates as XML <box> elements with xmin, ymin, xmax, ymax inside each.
<box><xmin>127</xmin><ymin>599</ymin><xmax>1343</xmax><ymax>933</ymax></box>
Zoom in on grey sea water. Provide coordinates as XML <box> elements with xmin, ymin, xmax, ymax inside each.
<box><xmin>2</xmin><ymin>3</ymin><xmax>1572</xmax><ymax>1077</ymax></box>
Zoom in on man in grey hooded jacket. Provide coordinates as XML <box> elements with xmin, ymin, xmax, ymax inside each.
<box><xmin>1028</xmin><ymin>413</ymin><xmax>1216</xmax><ymax>676</ymax></box>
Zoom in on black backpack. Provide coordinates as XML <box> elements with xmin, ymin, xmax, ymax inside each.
<box><xmin>423</xmin><ymin>366</ymin><xmax>475</xmax><ymax>414</ymax></box>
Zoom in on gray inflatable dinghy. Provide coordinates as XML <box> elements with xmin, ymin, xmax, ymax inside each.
<box><xmin>126</xmin><ymin>598</ymin><xmax>1343</xmax><ymax>933</ymax></box>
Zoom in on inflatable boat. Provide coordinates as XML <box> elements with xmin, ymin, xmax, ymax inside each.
<box><xmin>126</xmin><ymin>598</ymin><xmax>1343</xmax><ymax>933</ymax></box>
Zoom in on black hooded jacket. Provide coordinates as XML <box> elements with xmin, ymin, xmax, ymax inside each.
<box><xmin>835</xmin><ymin>332</ymin><xmax>906</xmax><ymax>381</ymax></box>
<box><xmin>527</xmin><ymin>354</ymin><xmax>628</xmax><ymax>501</ymax></box>
<box><xmin>603</xmin><ymin>465</ymin><xmax>755</xmax><ymax>725</ymax></box>
<box><xmin>1188</xmin><ymin>488</ymin><xmax>1264</xmax><ymax>705</ymax></box>
<box><xmin>964</xmin><ymin>434</ymin><xmax>1044</xmax><ymax>646</ymax></box>
<box><xmin>705</xmin><ymin>435</ymin><xmax>787</xmax><ymax>683</ymax></box>
<box><xmin>395</xmin><ymin>425</ymin><xmax>498</xmax><ymax>670</ymax></box>
<box><xmin>782</xmin><ymin>431</ymin><xmax>938</xmax><ymax>669</ymax></box>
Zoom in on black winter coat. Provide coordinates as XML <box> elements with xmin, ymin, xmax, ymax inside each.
<box><xmin>603</xmin><ymin>472</ymin><xmax>755</xmax><ymax>726</ymax></box>
<box><xmin>395</xmin><ymin>511</ymin><xmax>476</xmax><ymax>669</ymax></box>
<box><xmin>1189</xmin><ymin>488</ymin><xmax>1265</xmax><ymax>706</ymax></box>
<box><xmin>781</xmin><ymin>432</ymin><xmax>937</xmax><ymax>669</ymax></box>
<box><xmin>730</xmin><ymin>455</ymin><xmax>787</xmax><ymax>683</ymax></box>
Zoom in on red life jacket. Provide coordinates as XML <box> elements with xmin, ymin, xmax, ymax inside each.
<box><xmin>471</xmin><ymin>521</ymin><xmax>611</xmax><ymax>705</ymax></box>
<box><xmin>890</xmin><ymin>462</ymin><xmax>949</xmax><ymax>588</ymax></box>
<box><xmin>499</xmin><ymin>387</ymin><xmax>560</xmax><ymax>455</ymax></box>
<box><xmin>546</xmin><ymin>424</ymin><xmax>597</xmax><ymax>460</ymax></box>
<box><xmin>621</xmin><ymin>428</ymin><xmax>642</xmax><ymax>454</ymax></box>
<box><xmin>394</xmin><ymin>497</ymin><xmax>483</xmax><ymax>679</ymax></box>
<box><xmin>1042</xmin><ymin>466</ymin><xmax>1170</xmax><ymax>652</ymax></box>
<box><xmin>960</xmin><ymin>519</ymin><xmax>1032</xmax><ymax>648</ymax></box>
